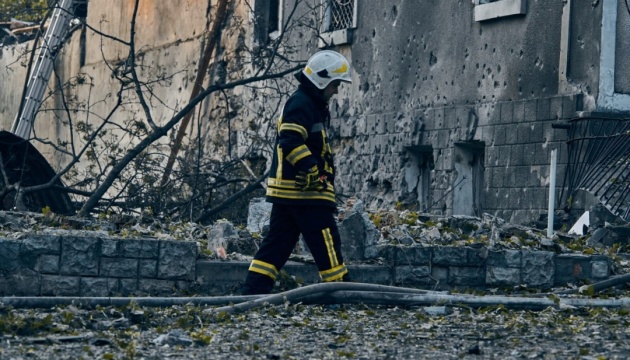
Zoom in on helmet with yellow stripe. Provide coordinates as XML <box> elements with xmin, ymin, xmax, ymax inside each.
<box><xmin>302</xmin><ymin>50</ymin><xmax>352</xmax><ymax>90</ymax></box>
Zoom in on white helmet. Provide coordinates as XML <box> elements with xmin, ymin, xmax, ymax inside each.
<box><xmin>302</xmin><ymin>50</ymin><xmax>352</xmax><ymax>90</ymax></box>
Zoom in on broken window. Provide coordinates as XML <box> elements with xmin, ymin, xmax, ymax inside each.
<box><xmin>473</xmin><ymin>0</ymin><xmax>527</xmax><ymax>22</ymax></box>
<box><xmin>254</xmin><ymin>0</ymin><xmax>283</xmax><ymax>44</ymax></box>
<box><xmin>318</xmin><ymin>0</ymin><xmax>356</xmax><ymax>47</ymax></box>
<box><xmin>453</xmin><ymin>142</ymin><xmax>485</xmax><ymax>217</ymax></box>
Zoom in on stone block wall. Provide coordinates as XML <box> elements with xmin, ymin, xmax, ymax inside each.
<box><xmin>381</xmin><ymin>245</ymin><xmax>611</xmax><ymax>290</ymax></box>
<box><xmin>195</xmin><ymin>245</ymin><xmax>612</xmax><ymax>294</ymax></box>
<box><xmin>0</xmin><ymin>233</ymin><xmax>613</xmax><ymax>296</ymax></box>
<box><xmin>0</xmin><ymin>233</ymin><xmax>197</xmax><ymax>296</ymax></box>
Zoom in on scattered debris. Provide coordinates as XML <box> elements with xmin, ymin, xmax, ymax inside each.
<box><xmin>0</xmin><ymin>201</ymin><xmax>627</xmax><ymax>358</ymax></box>
<box><xmin>1</xmin><ymin>292</ymin><xmax>630</xmax><ymax>358</ymax></box>
<box><xmin>215</xmin><ymin>246</ymin><xmax>227</xmax><ymax>260</ymax></box>
<box><xmin>152</xmin><ymin>329</ymin><xmax>193</xmax><ymax>347</ymax></box>
<box><xmin>569</xmin><ymin>211</ymin><xmax>589</xmax><ymax>236</ymax></box>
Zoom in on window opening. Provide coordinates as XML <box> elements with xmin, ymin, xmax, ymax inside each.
<box><xmin>418</xmin><ymin>153</ymin><xmax>433</xmax><ymax>212</ymax></box>
<box><xmin>73</xmin><ymin>0</ymin><xmax>88</xmax><ymax>18</ymax></box>
<box><xmin>323</xmin><ymin>0</ymin><xmax>355</xmax><ymax>32</ymax></box>
<box><xmin>268</xmin><ymin>0</ymin><xmax>281</xmax><ymax>39</ymax></box>
<box><xmin>318</xmin><ymin>0</ymin><xmax>356</xmax><ymax>47</ymax></box>
<box><xmin>254</xmin><ymin>0</ymin><xmax>283</xmax><ymax>44</ymax></box>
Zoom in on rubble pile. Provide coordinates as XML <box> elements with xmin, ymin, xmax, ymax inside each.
<box><xmin>1</xmin><ymin>197</ymin><xmax>628</xmax><ymax>266</ymax></box>
<box><xmin>218</xmin><ymin>198</ymin><xmax>630</xmax><ymax>265</ymax></box>
<box><xmin>0</xmin><ymin>197</ymin><xmax>628</xmax><ymax>296</ymax></box>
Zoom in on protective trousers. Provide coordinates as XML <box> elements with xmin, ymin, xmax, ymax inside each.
<box><xmin>242</xmin><ymin>203</ymin><xmax>348</xmax><ymax>294</ymax></box>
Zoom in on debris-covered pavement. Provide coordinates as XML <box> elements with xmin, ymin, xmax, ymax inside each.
<box><xmin>2</xmin><ymin>202</ymin><xmax>630</xmax><ymax>359</ymax></box>
<box><xmin>1</xmin><ymin>299</ymin><xmax>630</xmax><ymax>359</ymax></box>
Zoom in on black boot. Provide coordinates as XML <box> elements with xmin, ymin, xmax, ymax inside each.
<box><xmin>241</xmin><ymin>271</ymin><xmax>274</xmax><ymax>295</ymax></box>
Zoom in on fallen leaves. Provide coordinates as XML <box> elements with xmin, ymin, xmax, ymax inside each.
<box><xmin>1</xmin><ymin>300</ymin><xmax>630</xmax><ymax>358</ymax></box>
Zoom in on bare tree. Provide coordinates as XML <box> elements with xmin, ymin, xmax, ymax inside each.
<box><xmin>1</xmin><ymin>0</ymin><xmax>328</xmax><ymax>224</ymax></box>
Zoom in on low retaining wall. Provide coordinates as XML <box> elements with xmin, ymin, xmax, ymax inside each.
<box><xmin>0</xmin><ymin>234</ymin><xmax>613</xmax><ymax>296</ymax></box>
<box><xmin>378</xmin><ymin>245</ymin><xmax>611</xmax><ymax>289</ymax></box>
<box><xmin>0</xmin><ymin>233</ymin><xmax>197</xmax><ymax>296</ymax></box>
<box><xmin>197</xmin><ymin>246</ymin><xmax>612</xmax><ymax>294</ymax></box>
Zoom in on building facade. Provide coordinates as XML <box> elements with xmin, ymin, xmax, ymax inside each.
<box><xmin>0</xmin><ymin>0</ymin><xmax>627</xmax><ymax>224</ymax></box>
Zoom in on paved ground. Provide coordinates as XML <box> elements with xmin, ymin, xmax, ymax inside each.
<box><xmin>1</xmin><ymin>296</ymin><xmax>629</xmax><ymax>359</ymax></box>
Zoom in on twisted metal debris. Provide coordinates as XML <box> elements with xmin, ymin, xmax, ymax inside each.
<box><xmin>562</xmin><ymin>116</ymin><xmax>630</xmax><ymax>221</ymax></box>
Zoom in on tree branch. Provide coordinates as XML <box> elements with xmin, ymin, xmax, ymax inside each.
<box><xmin>159</xmin><ymin>0</ymin><xmax>230</xmax><ymax>188</ymax></box>
<box><xmin>77</xmin><ymin>64</ymin><xmax>303</xmax><ymax>217</ymax></box>
<box><xmin>195</xmin><ymin>170</ymin><xmax>268</xmax><ymax>223</ymax></box>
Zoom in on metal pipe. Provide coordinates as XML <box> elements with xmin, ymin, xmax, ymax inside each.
<box><xmin>548</xmin><ymin>149</ymin><xmax>557</xmax><ymax>237</ymax></box>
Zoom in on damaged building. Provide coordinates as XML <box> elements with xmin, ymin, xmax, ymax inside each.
<box><xmin>0</xmin><ymin>0</ymin><xmax>628</xmax><ymax>225</ymax></box>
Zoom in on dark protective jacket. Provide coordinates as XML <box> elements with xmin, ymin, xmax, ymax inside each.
<box><xmin>265</xmin><ymin>74</ymin><xmax>336</xmax><ymax>207</ymax></box>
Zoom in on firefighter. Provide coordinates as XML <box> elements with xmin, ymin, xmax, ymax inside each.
<box><xmin>241</xmin><ymin>50</ymin><xmax>353</xmax><ymax>295</ymax></box>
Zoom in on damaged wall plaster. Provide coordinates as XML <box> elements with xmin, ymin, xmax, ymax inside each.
<box><xmin>0</xmin><ymin>0</ymin><xmax>623</xmax><ymax>225</ymax></box>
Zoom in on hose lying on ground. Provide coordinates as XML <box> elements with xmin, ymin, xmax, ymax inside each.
<box><xmin>2</xmin><ymin>281</ymin><xmax>630</xmax><ymax>312</ymax></box>
<box><xmin>297</xmin><ymin>291</ymin><xmax>630</xmax><ymax>311</ymax></box>
<box><xmin>0</xmin><ymin>283</ymin><xmax>436</xmax><ymax>310</ymax></box>
<box><xmin>211</xmin><ymin>282</ymin><xmax>630</xmax><ymax>314</ymax></box>
<box><xmin>209</xmin><ymin>282</ymin><xmax>440</xmax><ymax>314</ymax></box>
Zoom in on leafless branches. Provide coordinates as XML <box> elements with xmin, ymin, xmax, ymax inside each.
<box><xmin>3</xmin><ymin>0</ymin><xmax>321</xmax><ymax>223</ymax></box>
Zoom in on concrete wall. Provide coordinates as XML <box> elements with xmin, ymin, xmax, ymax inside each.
<box><xmin>0</xmin><ymin>0</ymin><xmax>625</xmax><ymax>224</ymax></box>
<box><xmin>303</xmin><ymin>0</ymin><xmax>609</xmax><ymax>222</ymax></box>
<box><xmin>0</xmin><ymin>42</ymin><xmax>32</xmax><ymax>130</ymax></box>
<box><xmin>332</xmin><ymin>95</ymin><xmax>581</xmax><ymax>224</ymax></box>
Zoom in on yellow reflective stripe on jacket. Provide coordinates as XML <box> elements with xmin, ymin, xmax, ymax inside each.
<box><xmin>323</xmin><ymin>162</ymin><xmax>333</xmax><ymax>174</ymax></box>
<box><xmin>279</xmin><ymin>123</ymin><xmax>308</xmax><ymax>140</ymax></box>
<box><xmin>276</xmin><ymin>114</ymin><xmax>283</xmax><ymax>133</ymax></box>
<box><xmin>265</xmin><ymin>187</ymin><xmax>336</xmax><ymax>202</ymax></box>
<box><xmin>320</xmin><ymin>264</ymin><xmax>348</xmax><ymax>282</ymax></box>
<box><xmin>321</xmin><ymin>134</ymin><xmax>333</xmax><ymax>174</ymax></box>
<box><xmin>275</xmin><ymin>145</ymin><xmax>283</xmax><ymax>179</ymax></box>
<box><xmin>267</xmin><ymin>178</ymin><xmax>298</xmax><ymax>188</ymax></box>
<box><xmin>267</xmin><ymin>178</ymin><xmax>336</xmax><ymax>192</ymax></box>
<box><xmin>322</xmin><ymin>228</ymin><xmax>339</xmax><ymax>268</ymax></box>
<box><xmin>320</xmin><ymin>130</ymin><xmax>327</xmax><ymax>158</ymax></box>
<box><xmin>286</xmin><ymin>145</ymin><xmax>312</xmax><ymax>165</ymax></box>
<box><xmin>249</xmin><ymin>260</ymin><xmax>279</xmax><ymax>280</ymax></box>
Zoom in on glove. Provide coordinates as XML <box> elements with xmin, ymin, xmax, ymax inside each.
<box><xmin>295</xmin><ymin>165</ymin><xmax>328</xmax><ymax>191</ymax></box>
